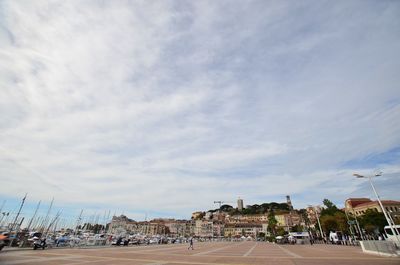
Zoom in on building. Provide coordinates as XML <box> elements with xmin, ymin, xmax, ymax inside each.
<box><xmin>345</xmin><ymin>198</ymin><xmax>400</xmax><ymax>222</ymax></box>
<box><xmin>224</xmin><ymin>222</ymin><xmax>265</xmax><ymax>238</ymax></box>
<box><xmin>306</xmin><ymin>206</ymin><xmax>322</xmax><ymax>227</ymax></box>
<box><xmin>191</xmin><ymin>212</ymin><xmax>204</xmax><ymax>220</ymax></box>
<box><xmin>212</xmin><ymin>221</ymin><xmax>225</xmax><ymax>237</ymax></box>
<box><xmin>286</xmin><ymin>195</ymin><xmax>293</xmax><ymax>211</ymax></box>
<box><xmin>194</xmin><ymin>220</ymin><xmax>213</xmax><ymax>237</ymax></box>
<box><xmin>108</xmin><ymin>215</ymin><xmax>136</xmax><ymax>235</ymax></box>
<box><xmin>212</xmin><ymin>211</ymin><xmax>227</xmax><ymax>222</ymax></box>
<box><xmin>275</xmin><ymin>212</ymin><xmax>302</xmax><ymax>231</ymax></box>
<box><xmin>237</xmin><ymin>198</ymin><xmax>244</xmax><ymax>211</ymax></box>
<box><xmin>108</xmin><ymin>215</ymin><xmax>170</xmax><ymax>236</ymax></box>
<box><xmin>344</xmin><ymin>198</ymin><xmax>373</xmax><ymax>214</ymax></box>
<box><xmin>225</xmin><ymin>214</ymin><xmax>269</xmax><ymax>223</ymax></box>
<box><xmin>164</xmin><ymin>220</ymin><xmax>194</xmax><ymax>237</ymax></box>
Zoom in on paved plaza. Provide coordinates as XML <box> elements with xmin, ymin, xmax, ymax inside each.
<box><xmin>1</xmin><ymin>241</ymin><xmax>399</xmax><ymax>265</ymax></box>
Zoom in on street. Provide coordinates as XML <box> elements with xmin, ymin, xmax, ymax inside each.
<box><xmin>1</xmin><ymin>241</ymin><xmax>398</xmax><ymax>265</ymax></box>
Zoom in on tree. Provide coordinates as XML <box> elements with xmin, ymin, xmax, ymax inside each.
<box><xmin>220</xmin><ymin>204</ymin><xmax>233</xmax><ymax>212</ymax></box>
<box><xmin>298</xmin><ymin>208</ymin><xmax>310</xmax><ymax>226</ymax></box>
<box><xmin>320</xmin><ymin>215</ymin><xmax>339</xmax><ymax>233</ymax></box>
<box><xmin>359</xmin><ymin>209</ymin><xmax>387</xmax><ymax>234</ymax></box>
<box><xmin>320</xmin><ymin>211</ymin><xmax>348</xmax><ymax>234</ymax></box>
<box><xmin>268</xmin><ymin>212</ymin><xmax>278</xmax><ymax>236</ymax></box>
<box><xmin>291</xmin><ymin>225</ymin><xmax>303</xmax><ymax>232</ymax></box>
<box><xmin>276</xmin><ymin>227</ymin><xmax>286</xmax><ymax>236</ymax></box>
<box><xmin>320</xmin><ymin>199</ymin><xmax>340</xmax><ymax>217</ymax></box>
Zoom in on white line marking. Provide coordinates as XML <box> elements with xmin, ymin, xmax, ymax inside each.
<box><xmin>275</xmin><ymin>244</ymin><xmax>303</xmax><ymax>258</ymax></box>
<box><xmin>243</xmin><ymin>242</ymin><xmax>258</xmax><ymax>257</ymax></box>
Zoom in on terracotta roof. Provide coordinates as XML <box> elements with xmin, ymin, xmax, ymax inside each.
<box><xmin>346</xmin><ymin>198</ymin><xmax>372</xmax><ymax>208</ymax></box>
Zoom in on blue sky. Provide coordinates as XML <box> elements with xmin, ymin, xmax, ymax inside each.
<box><xmin>0</xmin><ymin>0</ymin><xmax>400</xmax><ymax>224</ymax></box>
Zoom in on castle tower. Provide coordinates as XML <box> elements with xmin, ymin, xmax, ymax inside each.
<box><xmin>286</xmin><ymin>195</ymin><xmax>293</xmax><ymax>210</ymax></box>
<box><xmin>237</xmin><ymin>198</ymin><xmax>244</xmax><ymax>211</ymax></box>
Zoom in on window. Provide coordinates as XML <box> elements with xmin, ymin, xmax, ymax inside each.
<box><xmin>385</xmin><ymin>228</ymin><xmax>393</xmax><ymax>235</ymax></box>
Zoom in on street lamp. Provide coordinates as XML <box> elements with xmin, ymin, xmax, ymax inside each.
<box><xmin>353</xmin><ymin>172</ymin><xmax>400</xmax><ymax>244</ymax></box>
<box><xmin>308</xmin><ymin>205</ymin><xmax>325</xmax><ymax>241</ymax></box>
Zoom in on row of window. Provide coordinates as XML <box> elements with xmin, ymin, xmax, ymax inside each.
<box><xmin>356</xmin><ymin>206</ymin><xmax>399</xmax><ymax>215</ymax></box>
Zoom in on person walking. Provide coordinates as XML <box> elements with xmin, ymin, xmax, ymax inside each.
<box><xmin>188</xmin><ymin>237</ymin><xmax>194</xmax><ymax>250</ymax></box>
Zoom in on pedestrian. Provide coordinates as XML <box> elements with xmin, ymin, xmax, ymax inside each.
<box><xmin>188</xmin><ymin>237</ymin><xmax>194</xmax><ymax>250</ymax></box>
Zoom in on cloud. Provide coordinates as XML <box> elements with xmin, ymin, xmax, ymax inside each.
<box><xmin>0</xmin><ymin>1</ymin><xmax>399</xmax><ymax>221</ymax></box>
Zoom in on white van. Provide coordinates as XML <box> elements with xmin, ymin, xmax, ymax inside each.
<box><xmin>384</xmin><ymin>225</ymin><xmax>400</xmax><ymax>243</ymax></box>
<box><xmin>329</xmin><ymin>231</ymin><xmax>343</xmax><ymax>244</ymax></box>
<box><xmin>288</xmin><ymin>232</ymin><xmax>311</xmax><ymax>244</ymax></box>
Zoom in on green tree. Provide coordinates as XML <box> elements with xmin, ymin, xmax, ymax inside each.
<box><xmin>320</xmin><ymin>199</ymin><xmax>339</xmax><ymax>217</ymax></box>
<box><xmin>291</xmin><ymin>225</ymin><xmax>303</xmax><ymax>232</ymax></box>
<box><xmin>268</xmin><ymin>212</ymin><xmax>278</xmax><ymax>235</ymax></box>
<box><xmin>276</xmin><ymin>227</ymin><xmax>286</xmax><ymax>236</ymax></box>
<box><xmin>298</xmin><ymin>208</ymin><xmax>310</xmax><ymax>226</ymax></box>
<box><xmin>321</xmin><ymin>215</ymin><xmax>339</xmax><ymax>232</ymax></box>
<box><xmin>320</xmin><ymin>211</ymin><xmax>348</xmax><ymax>233</ymax></box>
<box><xmin>220</xmin><ymin>204</ymin><xmax>233</xmax><ymax>212</ymax></box>
<box><xmin>359</xmin><ymin>209</ymin><xmax>387</xmax><ymax>234</ymax></box>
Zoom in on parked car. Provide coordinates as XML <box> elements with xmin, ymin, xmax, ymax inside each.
<box><xmin>0</xmin><ymin>233</ymin><xmax>9</xmax><ymax>251</ymax></box>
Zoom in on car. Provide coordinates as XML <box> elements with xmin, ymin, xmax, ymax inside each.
<box><xmin>0</xmin><ymin>234</ymin><xmax>8</xmax><ymax>251</ymax></box>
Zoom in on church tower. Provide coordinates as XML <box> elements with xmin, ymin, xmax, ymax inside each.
<box><xmin>286</xmin><ymin>195</ymin><xmax>293</xmax><ymax>210</ymax></box>
<box><xmin>237</xmin><ymin>197</ymin><xmax>244</xmax><ymax>211</ymax></box>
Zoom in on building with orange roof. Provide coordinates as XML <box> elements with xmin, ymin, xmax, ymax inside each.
<box><xmin>345</xmin><ymin>198</ymin><xmax>400</xmax><ymax>223</ymax></box>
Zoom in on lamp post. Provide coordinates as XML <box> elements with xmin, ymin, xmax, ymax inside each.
<box><xmin>309</xmin><ymin>205</ymin><xmax>324</xmax><ymax>241</ymax></box>
<box><xmin>353</xmin><ymin>172</ymin><xmax>400</xmax><ymax>245</ymax></box>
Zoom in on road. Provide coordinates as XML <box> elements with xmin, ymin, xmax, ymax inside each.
<box><xmin>1</xmin><ymin>241</ymin><xmax>399</xmax><ymax>265</ymax></box>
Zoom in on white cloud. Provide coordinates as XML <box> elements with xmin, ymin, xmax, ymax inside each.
<box><xmin>0</xmin><ymin>1</ymin><xmax>399</xmax><ymax>220</ymax></box>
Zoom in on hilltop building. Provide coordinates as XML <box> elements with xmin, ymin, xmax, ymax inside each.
<box><xmin>108</xmin><ymin>215</ymin><xmax>170</xmax><ymax>236</ymax></box>
<box><xmin>237</xmin><ymin>198</ymin><xmax>244</xmax><ymax>211</ymax></box>
<box><xmin>286</xmin><ymin>195</ymin><xmax>293</xmax><ymax>211</ymax></box>
<box><xmin>191</xmin><ymin>211</ymin><xmax>204</xmax><ymax>220</ymax></box>
<box><xmin>345</xmin><ymin>198</ymin><xmax>400</xmax><ymax>222</ymax></box>
<box><xmin>108</xmin><ymin>196</ymin><xmax>306</xmax><ymax>238</ymax></box>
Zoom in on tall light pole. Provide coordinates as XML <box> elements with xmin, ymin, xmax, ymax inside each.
<box><xmin>353</xmin><ymin>172</ymin><xmax>400</xmax><ymax>245</ymax></box>
<box><xmin>309</xmin><ymin>205</ymin><xmax>324</xmax><ymax>241</ymax></box>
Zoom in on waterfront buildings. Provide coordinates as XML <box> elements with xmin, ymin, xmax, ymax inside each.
<box><xmin>108</xmin><ymin>215</ymin><xmax>170</xmax><ymax>236</ymax></box>
<box><xmin>107</xmin><ymin>196</ymin><xmax>307</xmax><ymax>238</ymax></box>
<box><xmin>224</xmin><ymin>222</ymin><xmax>267</xmax><ymax>238</ymax></box>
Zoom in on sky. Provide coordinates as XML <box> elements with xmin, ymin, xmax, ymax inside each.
<box><xmin>0</xmin><ymin>0</ymin><xmax>400</xmax><ymax>224</ymax></box>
